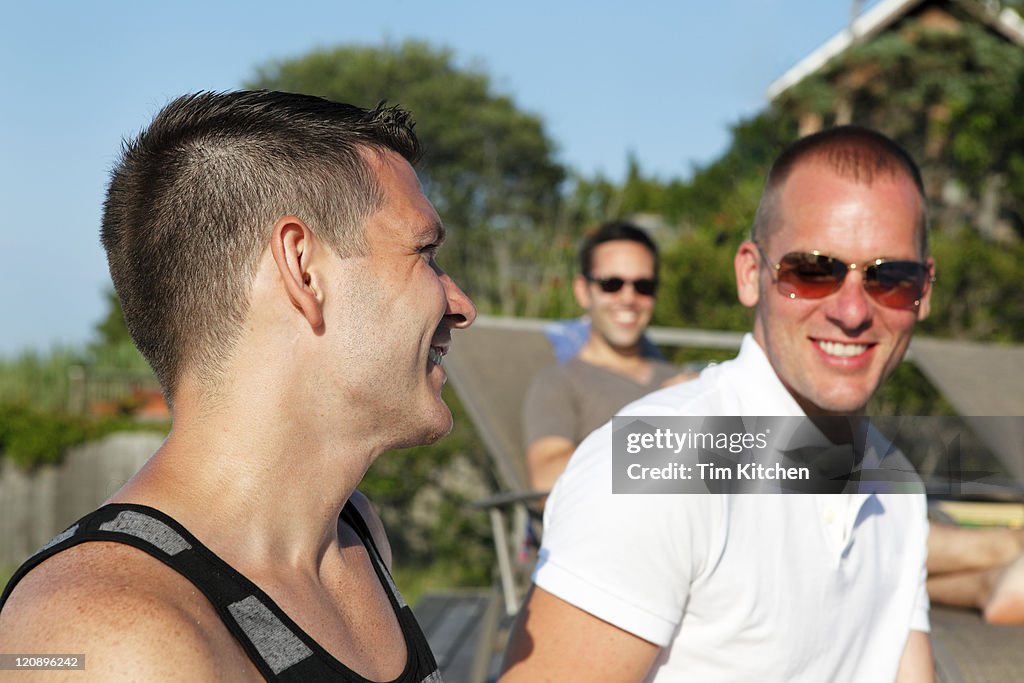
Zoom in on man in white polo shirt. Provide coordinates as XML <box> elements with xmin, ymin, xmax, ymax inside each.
<box><xmin>502</xmin><ymin>126</ymin><xmax>936</xmax><ymax>682</ymax></box>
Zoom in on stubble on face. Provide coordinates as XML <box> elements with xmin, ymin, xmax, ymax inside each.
<box><xmin>332</xmin><ymin>151</ymin><xmax>467</xmax><ymax>451</ymax></box>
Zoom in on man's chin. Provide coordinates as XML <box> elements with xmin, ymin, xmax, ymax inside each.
<box><xmin>607</xmin><ymin>335</ymin><xmax>645</xmax><ymax>353</ymax></box>
<box><xmin>421</xmin><ymin>412</ymin><xmax>454</xmax><ymax>445</ymax></box>
<box><xmin>799</xmin><ymin>390</ymin><xmax>871</xmax><ymax>416</ymax></box>
<box><xmin>392</xmin><ymin>405</ymin><xmax>454</xmax><ymax>449</ymax></box>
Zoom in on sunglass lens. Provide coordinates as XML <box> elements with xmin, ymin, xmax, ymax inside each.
<box><xmin>866</xmin><ymin>262</ymin><xmax>929</xmax><ymax>308</ymax></box>
<box><xmin>776</xmin><ymin>252</ymin><xmax>845</xmax><ymax>299</ymax></box>
<box><xmin>596</xmin><ymin>277</ymin><xmax>625</xmax><ymax>293</ymax></box>
<box><xmin>634</xmin><ymin>279</ymin><xmax>657</xmax><ymax>296</ymax></box>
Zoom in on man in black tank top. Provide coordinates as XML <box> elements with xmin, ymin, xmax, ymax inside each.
<box><xmin>0</xmin><ymin>91</ymin><xmax>476</xmax><ymax>681</ymax></box>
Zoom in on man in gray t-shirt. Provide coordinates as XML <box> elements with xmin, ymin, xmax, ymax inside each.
<box><xmin>522</xmin><ymin>221</ymin><xmax>693</xmax><ymax>493</ymax></box>
<box><xmin>524</xmin><ymin>355</ymin><xmax>680</xmax><ymax>448</ymax></box>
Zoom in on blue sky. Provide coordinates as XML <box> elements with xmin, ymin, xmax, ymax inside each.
<box><xmin>0</xmin><ymin>1</ymin><xmax>878</xmax><ymax>356</ymax></box>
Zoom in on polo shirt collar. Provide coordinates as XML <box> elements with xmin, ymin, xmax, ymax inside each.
<box><xmin>729</xmin><ymin>334</ymin><xmax>805</xmax><ymax>417</ymax></box>
<box><xmin>730</xmin><ymin>334</ymin><xmax>876</xmax><ymax>531</ymax></box>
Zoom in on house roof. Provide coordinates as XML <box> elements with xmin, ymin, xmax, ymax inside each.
<box><xmin>767</xmin><ymin>0</ymin><xmax>1024</xmax><ymax>100</ymax></box>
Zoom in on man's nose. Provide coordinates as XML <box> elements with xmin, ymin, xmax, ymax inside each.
<box><xmin>443</xmin><ymin>274</ymin><xmax>476</xmax><ymax>328</ymax></box>
<box><xmin>824</xmin><ymin>270</ymin><xmax>873</xmax><ymax>334</ymax></box>
<box><xmin>615</xmin><ymin>283</ymin><xmax>639</xmax><ymax>303</ymax></box>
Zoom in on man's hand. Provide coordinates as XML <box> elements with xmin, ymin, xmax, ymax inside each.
<box><xmin>501</xmin><ymin>585</ymin><xmax>660</xmax><ymax>682</ymax></box>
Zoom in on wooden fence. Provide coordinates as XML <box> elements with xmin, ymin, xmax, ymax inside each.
<box><xmin>0</xmin><ymin>432</ymin><xmax>164</xmax><ymax>570</ymax></box>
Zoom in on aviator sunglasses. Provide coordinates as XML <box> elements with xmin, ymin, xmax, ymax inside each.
<box><xmin>756</xmin><ymin>244</ymin><xmax>933</xmax><ymax>310</ymax></box>
<box><xmin>586</xmin><ymin>275</ymin><xmax>658</xmax><ymax>297</ymax></box>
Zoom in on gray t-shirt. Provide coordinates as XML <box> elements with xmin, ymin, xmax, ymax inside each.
<box><xmin>523</xmin><ymin>356</ymin><xmax>680</xmax><ymax>447</ymax></box>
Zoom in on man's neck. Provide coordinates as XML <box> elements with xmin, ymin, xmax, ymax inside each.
<box><xmin>109</xmin><ymin>379</ymin><xmax>382</xmax><ymax>578</ymax></box>
<box><xmin>577</xmin><ymin>336</ymin><xmax>653</xmax><ymax>384</ymax></box>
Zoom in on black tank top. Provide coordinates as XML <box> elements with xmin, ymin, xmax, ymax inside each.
<box><xmin>0</xmin><ymin>502</ymin><xmax>441</xmax><ymax>682</ymax></box>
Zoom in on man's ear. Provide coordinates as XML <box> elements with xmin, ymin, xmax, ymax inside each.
<box><xmin>573</xmin><ymin>274</ymin><xmax>592</xmax><ymax>311</ymax></box>
<box><xmin>917</xmin><ymin>256</ymin><xmax>936</xmax><ymax>322</ymax></box>
<box><xmin>270</xmin><ymin>215</ymin><xmax>324</xmax><ymax>333</ymax></box>
<box><xmin>735</xmin><ymin>241</ymin><xmax>762</xmax><ymax>309</ymax></box>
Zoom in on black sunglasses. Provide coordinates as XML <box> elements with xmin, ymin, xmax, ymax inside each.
<box><xmin>586</xmin><ymin>276</ymin><xmax>658</xmax><ymax>297</ymax></box>
<box><xmin>756</xmin><ymin>244</ymin><xmax>932</xmax><ymax>310</ymax></box>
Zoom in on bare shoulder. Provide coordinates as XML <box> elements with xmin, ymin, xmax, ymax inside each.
<box><xmin>347</xmin><ymin>491</ymin><xmax>393</xmax><ymax>570</ymax></box>
<box><xmin>0</xmin><ymin>542</ymin><xmax>253</xmax><ymax>680</ymax></box>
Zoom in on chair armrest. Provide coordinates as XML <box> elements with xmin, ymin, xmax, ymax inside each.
<box><xmin>473</xmin><ymin>489</ymin><xmax>549</xmax><ymax>510</ymax></box>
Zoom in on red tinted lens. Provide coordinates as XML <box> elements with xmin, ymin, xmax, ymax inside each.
<box><xmin>775</xmin><ymin>252</ymin><xmax>846</xmax><ymax>299</ymax></box>
<box><xmin>864</xmin><ymin>262</ymin><xmax>929</xmax><ymax>309</ymax></box>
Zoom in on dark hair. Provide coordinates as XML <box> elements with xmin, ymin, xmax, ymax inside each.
<box><xmin>101</xmin><ymin>90</ymin><xmax>421</xmax><ymax>398</ymax></box>
<box><xmin>752</xmin><ymin>125</ymin><xmax>928</xmax><ymax>254</ymax></box>
<box><xmin>578</xmin><ymin>220</ymin><xmax>659</xmax><ymax>277</ymax></box>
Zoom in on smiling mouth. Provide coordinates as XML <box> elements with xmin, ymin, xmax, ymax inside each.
<box><xmin>611</xmin><ymin>310</ymin><xmax>639</xmax><ymax>324</ymax></box>
<box><xmin>428</xmin><ymin>347</ymin><xmax>445</xmax><ymax>366</ymax></box>
<box><xmin>815</xmin><ymin>339</ymin><xmax>872</xmax><ymax>358</ymax></box>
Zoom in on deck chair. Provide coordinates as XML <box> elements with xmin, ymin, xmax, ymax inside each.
<box><xmin>903</xmin><ymin>337</ymin><xmax>1024</xmax><ymax>682</ymax></box>
<box><xmin>445</xmin><ymin>315</ymin><xmax>1024</xmax><ymax>681</ymax></box>
<box><xmin>444</xmin><ymin>315</ymin><xmax>557</xmax><ymax>615</ymax></box>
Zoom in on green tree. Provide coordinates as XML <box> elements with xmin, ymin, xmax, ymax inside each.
<box><xmin>655</xmin><ymin>230</ymin><xmax>753</xmax><ymax>333</ymax></box>
<box><xmin>246</xmin><ymin>40</ymin><xmax>566</xmax><ymax>315</ymax></box>
<box><xmin>922</xmin><ymin>228</ymin><xmax>1024</xmax><ymax>341</ymax></box>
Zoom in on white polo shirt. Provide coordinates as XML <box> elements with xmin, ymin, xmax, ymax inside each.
<box><xmin>535</xmin><ymin>334</ymin><xmax>930</xmax><ymax>682</ymax></box>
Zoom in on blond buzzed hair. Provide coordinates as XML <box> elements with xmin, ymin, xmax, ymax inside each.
<box><xmin>752</xmin><ymin>125</ymin><xmax>928</xmax><ymax>255</ymax></box>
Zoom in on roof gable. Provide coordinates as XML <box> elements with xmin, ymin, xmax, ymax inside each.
<box><xmin>768</xmin><ymin>0</ymin><xmax>1024</xmax><ymax>99</ymax></box>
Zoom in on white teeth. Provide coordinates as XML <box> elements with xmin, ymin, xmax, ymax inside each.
<box><xmin>612</xmin><ymin>311</ymin><xmax>638</xmax><ymax>323</ymax></box>
<box><xmin>817</xmin><ymin>340</ymin><xmax>869</xmax><ymax>358</ymax></box>
<box><xmin>428</xmin><ymin>348</ymin><xmax>444</xmax><ymax>366</ymax></box>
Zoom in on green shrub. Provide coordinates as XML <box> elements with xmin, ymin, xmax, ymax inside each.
<box><xmin>0</xmin><ymin>402</ymin><xmax>165</xmax><ymax>469</ymax></box>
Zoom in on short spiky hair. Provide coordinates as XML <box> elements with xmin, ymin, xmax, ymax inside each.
<box><xmin>752</xmin><ymin>125</ymin><xmax>928</xmax><ymax>254</ymax></box>
<box><xmin>578</xmin><ymin>220</ymin><xmax>659</xmax><ymax>278</ymax></box>
<box><xmin>101</xmin><ymin>91</ymin><xmax>421</xmax><ymax>398</ymax></box>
